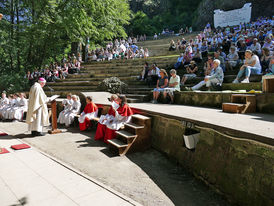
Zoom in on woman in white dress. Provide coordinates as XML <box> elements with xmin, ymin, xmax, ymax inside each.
<box><xmin>57</xmin><ymin>94</ymin><xmax>73</xmax><ymax>124</ymax></box>
<box><xmin>63</xmin><ymin>95</ymin><xmax>81</xmax><ymax>127</ymax></box>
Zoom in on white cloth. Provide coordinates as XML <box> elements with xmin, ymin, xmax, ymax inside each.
<box><xmin>78</xmin><ymin>110</ymin><xmax>98</xmax><ymax>123</ymax></box>
<box><xmin>98</xmin><ymin>111</ymin><xmax>131</xmax><ymax>130</ymax></box>
<box><xmin>26</xmin><ymin>82</ymin><xmax>49</xmax><ymax>132</ymax></box>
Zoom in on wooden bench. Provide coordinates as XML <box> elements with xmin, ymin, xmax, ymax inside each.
<box><xmin>222</xmin><ymin>94</ymin><xmax>256</xmax><ymax>114</ymax></box>
<box><xmin>262</xmin><ymin>75</ymin><xmax>274</xmax><ymax>93</ymax></box>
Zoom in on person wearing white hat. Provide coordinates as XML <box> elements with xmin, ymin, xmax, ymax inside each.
<box><xmin>26</xmin><ymin>77</ymin><xmax>49</xmax><ymax>136</ymax></box>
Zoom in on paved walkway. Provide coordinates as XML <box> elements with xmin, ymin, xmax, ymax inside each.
<box><xmin>0</xmin><ymin>137</ymin><xmax>138</xmax><ymax>206</ymax></box>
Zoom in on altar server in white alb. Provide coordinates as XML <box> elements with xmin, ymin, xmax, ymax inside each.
<box><xmin>26</xmin><ymin>78</ymin><xmax>49</xmax><ymax>136</ymax></box>
<box><xmin>62</xmin><ymin>95</ymin><xmax>81</xmax><ymax>127</ymax></box>
<box><xmin>2</xmin><ymin>94</ymin><xmax>19</xmax><ymax>120</ymax></box>
<box><xmin>57</xmin><ymin>93</ymin><xmax>73</xmax><ymax>124</ymax></box>
<box><xmin>0</xmin><ymin>92</ymin><xmax>10</xmax><ymax>119</ymax></box>
<box><xmin>9</xmin><ymin>93</ymin><xmax>28</xmax><ymax>121</ymax></box>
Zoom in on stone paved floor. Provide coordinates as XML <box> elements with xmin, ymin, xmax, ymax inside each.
<box><xmin>0</xmin><ymin>136</ymin><xmax>138</xmax><ymax>206</ymax></box>
<box><xmin>0</xmin><ymin>122</ymin><xmax>229</xmax><ymax>206</ymax></box>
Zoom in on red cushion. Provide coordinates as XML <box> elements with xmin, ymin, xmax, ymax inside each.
<box><xmin>11</xmin><ymin>144</ymin><xmax>31</xmax><ymax>150</ymax></box>
<box><xmin>0</xmin><ymin>132</ymin><xmax>8</xmax><ymax>136</ymax></box>
<box><xmin>0</xmin><ymin>148</ymin><xmax>10</xmax><ymax>154</ymax></box>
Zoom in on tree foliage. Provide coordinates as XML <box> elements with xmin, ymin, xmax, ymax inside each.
<box><xmin>0</xmin><ymin>0</ymin><xmax>131</xmax><ymax>93</ymax></box>
<box><xmin>128</xmin><ymin>0</ymin><xmax>203</xmax><ymax>35</ymax></box>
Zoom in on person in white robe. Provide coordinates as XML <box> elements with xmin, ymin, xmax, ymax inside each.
<box><xmin>57</xmin><ymin>94</ymin><xmax>73</xmax><ymax>124</ymax></box>
<box><xmin>63</xmin><ymin>95</ymin><xmax>81</xmax><ymax>127</ymax></box>
<box><xmin>9</xmin><ymin>93</ymin><xmax>28</xmax><ymax>121</ymax></box>
<box><xmin>3</xmin><ymin>94</ymin><xmax>18</xmax><ymax>120</ymax></box>
<box><xmin>26</xmin><ymin>78</ymin><xmax>49</xmax><ymax>136</ymax></box>
<box><xmin>0</xmin><ymin>92</ymin><xmax>9</xmax><ymax>119</ymax></box>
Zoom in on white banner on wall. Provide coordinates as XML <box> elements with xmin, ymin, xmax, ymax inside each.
<box><xmin>214</xmin><ymin>3</ymin><xmax>252</xmax><ymax>28</ymax></box>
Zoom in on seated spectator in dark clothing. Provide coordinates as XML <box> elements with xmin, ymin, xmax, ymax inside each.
<box><xmin>222</xmin><ymin>38</ymin><xmax>231</xmax><ymax>54</ymax></box>
<box><xmin>147</xmin><ymin>64</ymin><xmax>160</xmax><ymax>86</ymax></box>
<box><xmin>181</xmin><ymin>61</ymin><xmax>198</xmax><ymax>85</ymax></box>
<box><xmin>261</xmin><ymin>47</ymin><xmax>271</xmax><ymax>73</ymax></box>
<box><xmin>192</xmin><ymin>48</ymin><xmax>202</xmax><ymax>63</ymax></box>
<box><xmin>139</xmin><ymin>62</ymin><xmax>149</xmax><ymax>81</ymax></box>
<box><xmin>151</xmin><ymin>69</ymin><xmax>169</xmax><ymax>103</ymax></box>
<box><xmin>200</xmin><ymin>41</ymin><xmax>208</xmax><ymax>58</ymax></box>
<box><xmin>237</xmin><ymin>40</ymin><xmax>247</xmax><ymax>60</ymax></box>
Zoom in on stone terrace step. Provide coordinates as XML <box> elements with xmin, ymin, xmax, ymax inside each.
<box><xmin>44</xmin><ymin>85</ymin><xmax>97</xmax><ymax>92</ymax></box>
<box><xmin>222</xmin><ymin>82</ymin><xmax>262</xmax><ymax>91</ymax></box>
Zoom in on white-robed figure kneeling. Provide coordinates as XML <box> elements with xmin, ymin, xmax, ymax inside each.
<box><xmin>9</xmin><ymin>93</ymin><xmax>28</xmax><ymax>121</ymax></box>
<box><xmin>26</xmin><ymin>78</ymin><xmax>49</xmax><ymax>136</ymax></box>
<box><xmin>57</xmin><ymin>94</ymin><xmax>73</xmax><ymax>124</ymax></box>
<box><xmin>61</xmin><ymin>95</ymin><xmax>81</xmax><ymax>127</ymax></box>
<box><xmin>0</xmin><ymin>92</ymin><xmax>9</xmax><ymax>119</ymax></box>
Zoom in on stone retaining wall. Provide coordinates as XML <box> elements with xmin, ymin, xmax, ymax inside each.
<box><xmin>174</xmin><ymin>92</ymin><xmax>274</xmax><ymax>114</ymax></box>
<box><xmin>151</xmin><ymin>114</ymin><xmax>274</xmax><ymax>206</ymax></box>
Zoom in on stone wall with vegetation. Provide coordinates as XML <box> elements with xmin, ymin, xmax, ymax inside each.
<box><xmin>151</xmin><ymin>114</ymin><xmax>274</xmax><ymax>206</ymax></box>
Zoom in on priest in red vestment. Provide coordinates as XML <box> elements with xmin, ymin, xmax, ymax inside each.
<box><xmin>94</xmin><ymin>95</ymin><xmax>133</xmax><ymax>143</ymax></box>
<box><xmin>79</xmin><ymin>96</ymin><xmax>98</xmax><ymax>131</ymax></box>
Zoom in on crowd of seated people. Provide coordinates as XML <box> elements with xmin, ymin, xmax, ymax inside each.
<box><xmin>0</xmin><ymin>92</ymin><xmax>28</xmax><ymax>122</ymax></box>
<box><xmin>25</xmin><ymin>53</ymin><xmax>82</xmax><ymax>84</ymax></box>
<box><xmin>87</xmin><ymin>37</ymin><xmax>149</xmax><ymax>62</ymax></box>
<box><xmin>168</xmin><ymin>16</ymin><xmax>273</xmax><ymax>88</ymax></box>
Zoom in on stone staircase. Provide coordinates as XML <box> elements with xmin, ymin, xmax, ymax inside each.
<box><xmin>45</xmin><ymin>56</ymin><xmax>178</xmax><ymax>102</ymax></box>
<box><xmin>108</xmin><ymin>114</ymin><xmax>151</xmax><ymax>156</ymax></box>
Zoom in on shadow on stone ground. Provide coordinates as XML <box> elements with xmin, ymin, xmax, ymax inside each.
<box><xmin>1</xmin><ymin>122</ymin><xmax>231</xmax><ymax>206</ymax></box>
<box><xmin>126</xmin><ymin>150</ymin><xmax>231</xmax><ymax>206</ymax></box>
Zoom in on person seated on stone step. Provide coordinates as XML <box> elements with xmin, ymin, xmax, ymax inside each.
<box><xmin>3</xmin><ymin>94</ymin><xmax>19</xmax><ymax>120</ymax></box>
<box><xmin>232</xmin><ymin>50</ymin><xmax>262</xmax><ymax>83</ymax></box>
<box><xmin>79</xmin><ymin>96</ymin><xmax>98</xmax><ymax>131</ymax></box>
<box><xmin>163</xmin><ymin>69</ymin><xmax>180</xmax><ymax>104</ymax></box>
<box><xmin>151</xmin><ymin>69</ymin><xmax>169</xmax><ymax>104</ymax></box>
<box><xmin>57</xmin><ymin>93</ymin><xmax>73</xmax><ymax>124</ymax></box>
<box><xmin>181</xmin><ymin>61</ymin><xmax>198</xmax><ymax>86</ymax></box>
<box><xmin>94</xmin><ymin>95</ymin><xmax>133</xmax><ymax>143</ymax></box>
<box><xmin>0</xmin><ymin>92</ymin><xmax>9</xmax><ymax>120</ymax></box>
<box><xmin>249</xmin><ymin>38</ymin><xmax>262</xmax><ymax>56</ymax></box>
<box><xmin>169</xmin><ymin>40</ymin><xmax>176</xmax><ymax>51</ymax></box>
<box><xmin>188</xmin><ymin>59</ymin><xmax>224</xmax><ymax>91</ymax></box>
<box><xmin>61</xmin><ymin>95</ymin><xmax>81</xmax><ymax>127</ymax></box>
<box><xmin>214</xmin><ymin>51</ymin><xmax>225</xmax><ymax>72</ymax></box>
<box><xmin>9</xmin><ymin>93</ymin><xmax>28</xmax><ymax>122</ymax></box>
<box><xmin>147</xmin><ymin>63</ymin><xmax>160</xmax><ymax>86</ymax></box>
<box><xmin>174</xmin><ymin>53</ymin><xmax>184</xmax><ymax>70</ymax></box>
<box><xmin>225</xmin><ymin>46</ymin><xmax>239</xmax><ymax>71</ymax></box>
<box><xmin>204</xmin><ymin>55</ymin><xmax>214</xmax><ymax>76</ymax></box>
<box><xmin>261</xmin><ymin>47</ymin><xmax>272</xmax><ymax>74</ymax></box>
<box><xmin>139</xmin><ymin>62</ymin><xmax>149</xmax><ymax>81</ymax></box>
